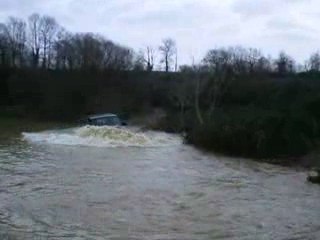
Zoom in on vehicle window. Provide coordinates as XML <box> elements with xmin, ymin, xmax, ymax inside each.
<box><xmin>94</xmin><ymin>117</ymin><xmax>120</xmax><ymax>125</ymax></box>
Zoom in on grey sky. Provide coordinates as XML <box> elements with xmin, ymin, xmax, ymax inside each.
<box><xmin>0</xmin><ymin>0</ymin><xmax>319</xmax><ymax>65</ymax></box>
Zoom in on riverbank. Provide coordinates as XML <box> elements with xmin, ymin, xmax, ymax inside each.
<box><xmin>135</xmin><ymin>110</ymin><xmax>320</xmax><ymax>170</ymax></box>
<box><xmin>185</xmin><ymin>123</ymin><xmax>320</xmax><ymax>170</ymax></box>
<box><xmin>0</xmin><ymin>117</ymin><xmax>73</xmax><ymax>140</ymax></box>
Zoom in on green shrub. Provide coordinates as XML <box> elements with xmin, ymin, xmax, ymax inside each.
<box><xmin>187</xmin><ymin>106</ymin><xmax>319</xmax><ymax>158</ymax></box>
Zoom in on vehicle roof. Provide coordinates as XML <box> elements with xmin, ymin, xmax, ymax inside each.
<box><xmin>88</xmin><ymin>113</ymin><xmax>118</xmax><ymax>120</ymax></box>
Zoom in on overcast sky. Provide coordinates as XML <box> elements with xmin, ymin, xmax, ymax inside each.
<box><xmin>0</xmin><ymin>0</ymin><xmax>319</xmax><ymax>65</ymax></box>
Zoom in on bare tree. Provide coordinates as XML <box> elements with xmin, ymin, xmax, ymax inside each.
<box><xmin>112</xmin><ymin>46</ymin><xmax>133</xmax><ymax>71</ymax></box>
<box><xmin>203</xmin><ymin>48</ymin><xmax>233</xmax><ymax>74</ymax></box>
<box><xmin>1</xmin><ymin>17</ymin><xmax>26</xmax><ymax>67</ymax></box>
<box><xmin>179</xmin><ymin>63</ymin><xmax>204</xmax><ymax>125</ymax></box>
<box><xmin>203</xmin><ymin>48</ymin><xmax>235</xmax><ymax>120</ymax></box>
<box><xmin>53</xmin><ymin>32</ymin><xmax>134</xmax><ymax>71</ymax></box>
<box><xmin>28</xmin><ymin>13</ymin><xmax>41</xmax><ymax>68</ymax></box>
<box><xmin>159</xmin><ymin>38</ymin><xmax>176</xmax><ymax>72</ymax></box>
<box><xmin>275</xmin><ymin>51</ymin><xmax>295</xmax><ymax>75</ymax></box>
<box><xmin>0</xmin><ymin>32</ymin><xmax>8</xmax><ymax>66</ymax></box>
<box><xmin>204</xmin><ymin>46</ymin><xmax>272</xmax><ymax>75</ymax></box>
<box><xmin>102</xmin><ymin>40</ymin><xmax>116</xmax><ymax>69</ymax></box>
<box><xmin>53</xmin><ymin>27</ymin><xmax>67</xmax><ymax>69</ymax></box>
<box><xmin>256</xmin><ymin>55</ymin><xmax>272</xmax><ymax>73</ymax></box>
<box><xmin>194</xmin><ymin>68</ymin><xmax>204</xmax><ymax>125</ymax></box>
<box><xmin>39</xmin><ymin>15</ymin><xmax>58</xmax><ymax>68</ymax></box>
<box><xmin>132</xmin><ymin>50</ymin><xmax>144</xmax><ymax>70</ymax></box>
<box><xmin>135</xmin><ymin>46</ymin><xmax>156</xmax><ymax>71</ymax></box>
<box><xmin>170</xmin><ymin>79</ymin><xmax>193</xmax><ymax>129</ymax></box>
<box><xmin>175</xmin><ymin>49</ymin><xmax>178</xmax><ymax>72</ymax></box>
<box><xmin>306</xmin><ymin>52</ymin><xmax>320</xmax><ymax>72</ymax></box>
<box><xmin>145</xmin><ymin>46</ymin><xmax>155</xmax><ymax>71</ymax></box>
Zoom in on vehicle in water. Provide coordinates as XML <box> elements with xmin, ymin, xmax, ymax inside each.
<box><xmin>87</xmin><ymin>113</ymin><xmax>126</xmax><ymax>126</ymax></box>
<box><xmin>307</xmin><ymin>169</ymin><xmax>320</xmax><ymax>184</ymax></box>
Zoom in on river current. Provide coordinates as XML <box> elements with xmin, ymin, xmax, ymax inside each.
<box><xmin>0</xmin><ymin>126</ymin><xmax>319</xmax><ymax>239</ymax></box>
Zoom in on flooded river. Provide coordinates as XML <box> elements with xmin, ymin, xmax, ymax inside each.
<box><xmin>0</xmin><ymin>126</ymin><xmax>320</xmax><ymax>239</ymax></box>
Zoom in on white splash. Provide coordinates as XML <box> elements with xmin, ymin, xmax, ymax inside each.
<box><xmin>22</xmin><ymin>125</ymin><xmax>181</xmax><ymax>148</ymax></box>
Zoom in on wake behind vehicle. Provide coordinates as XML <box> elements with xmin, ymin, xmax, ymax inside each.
<box><xmin>87</xmin><ymin>113</ymin><xmax>126</xmax><ymax>126</ymax></box>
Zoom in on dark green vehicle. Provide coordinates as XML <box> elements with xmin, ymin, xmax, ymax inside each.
<box><xmin>87</xmin><ymin>113</ymin><xmax>126</xmax><ymax>126</ymax></box>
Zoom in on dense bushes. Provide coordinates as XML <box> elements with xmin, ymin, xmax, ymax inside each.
<box><xmin>187</xmin><ymin>108</ymin><xmax>318</xmax><ymax>158</ymax></box>
<box><xmin>187</xmin><ymin>76</ymin><xmax>320</xmax><ymax>159</ymax></box>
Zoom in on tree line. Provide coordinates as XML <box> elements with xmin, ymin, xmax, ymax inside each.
<box><xmin>0</xmin><ymin>13</ymin><xmax>179</xmax><ymax>72</ymax></box>
<box><xmin>3</xmin><ymin>13</ymin><xmax>320</xmax><ymax>74</ymax></box>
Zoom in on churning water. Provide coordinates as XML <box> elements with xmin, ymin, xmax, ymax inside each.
<box><xmin>1</xmin><ymin>126</ymin><xmax>320</xmax><ymax>239</ymax></box>
<box><xmin>22</xmin><ymin>126</ymin><xmax>181</xmax><ymax>148</ymax></box>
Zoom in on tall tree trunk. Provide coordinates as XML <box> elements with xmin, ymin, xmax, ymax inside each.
<box><xmin>195</xmin><ymin>75</ymin><xmax>204</xmax><ymax>125</ymax></box>
<box><xmin>180</xmin><ymin>101</ymin><xmax>185</xmax><ymax>130</ymax></box>
<box><xmin>165</xmin><ymin>55</ymin><xmax>169</xmax><ymax>72</ymax></box>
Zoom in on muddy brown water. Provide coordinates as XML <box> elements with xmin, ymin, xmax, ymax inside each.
<box><xmin>0</xmin><ymin>127</ymin><xmax>320</xmax><ymax>239</ymax></box>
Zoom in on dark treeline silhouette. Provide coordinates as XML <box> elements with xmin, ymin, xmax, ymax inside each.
<box><xmin>0</xmin><ymin>14</ymin><xmax>134</xmax><ymax>70</ymax></box>
<box><xmin>1</xmin><ymin>13</ymin><xmax>320</xmax><ymax>161</ymax></box>
<box><xmin>0</xmin><ymin>14</ymin><xmax>179</xmax><ymax>71</ymax></box>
